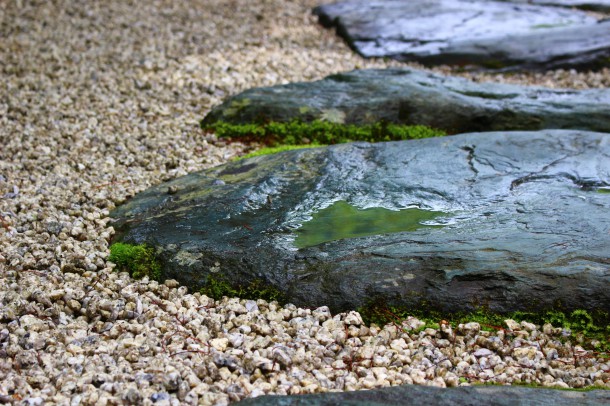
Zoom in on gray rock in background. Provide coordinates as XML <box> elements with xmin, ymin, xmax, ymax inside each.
<box><xmin>235</xmin><ymin>384</ymin><xmax>610</xmax><ymax>406</ymax></box>
<box><xmin>111</xmin><ymin>130</ymin><xmax>610</xmax><ymax>314</ymax></box>
<box><xmin>201</xmin><ymin>68</ymin><xmax>610</xmax><ymax>134</ymax></box>
<box><xmin>312</xmin><ymin>0</ymin><xmax>610</xmax><ymax>70</ymax></box>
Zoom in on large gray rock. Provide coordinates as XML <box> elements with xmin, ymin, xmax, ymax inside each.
<box><xmin>235</xmin><ymin>384</ymin><xmax>610</xmax><ymax>406</ymax></box>
<box><xmin>111</xmin><ymin>130</ymin><xmax>610</xmax><ymax>314</ymax></box>
<box><xmin>312</xmin><ymin>0</ymin><xmax>610</xmax><ymax>70</ymax></box>
<box><xmin>201</xmin><ymin>68</ymin><xmax>610</xmax><ymax>135</ymax></box>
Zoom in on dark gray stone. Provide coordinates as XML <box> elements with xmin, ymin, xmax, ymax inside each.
<box><xmin>312</xmin><ymin>0</ymin><xmax>610</xmax><ymax>70</ymax></box>
<box><xmin>235</xmin><ymin>384</ymin><xmax>610</xmax><ymax>406</ymax></box>
<box><xmin>201</xmin><ymin>68</ymin><xmax>610</xmax><ymax>134</ymax></box>
<box><xmin>509</xmin><ymin>0</ymin><xmax>610</xmax><ymax>12</ymax></box>
<box><xmin>111</xmin><ymin>130</ymin><xmax>610</xmax><ymax>314</ymax></box>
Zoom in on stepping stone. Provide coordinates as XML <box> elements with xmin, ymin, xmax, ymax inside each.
<box><xmin>312</xmin><ymin>0</ymin><xmax>610</xmax><ymax>70</ymax></box>
<box><xmin>201</xmin><ymin>68</ymin><xmax>610</xmax><ymax>135</ymax></box>
<box><xmin>111</xmin><ymin>130</ymin><xmax>610</xmax><ymax>314</ymax></box>
<box><xmin>235</xmin><ymin>384</ymin><xmax>610</xmax><ymax>406</ymax></box>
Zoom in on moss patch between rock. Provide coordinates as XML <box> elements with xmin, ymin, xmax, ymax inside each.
<box><xmin>203</xmin><ymin>119</ymin><xmax>447</xmax><ymax>147</ymax></box>
<box><xmin>200</xmin><ymin>274</ymin><xmax>286</xmax><ymax>304</ymax></box>
<box><xmin>358</xmin><ymin>300</ymin><xmax>610</xmax><ymax>353</ymax></box>
<box><xmin>235</xmin><ymin>144</ymin><xmax>325</xmax><ymax>160</ymax></box>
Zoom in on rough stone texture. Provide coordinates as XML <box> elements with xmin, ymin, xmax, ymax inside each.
<box><xmin>312</xmin><ymin>0</ymin><xmax>610</xmax><ymax>70</ymax></box>
<box><xmin>111</xmin><ymin>130</ymin><xmax>610</xmax><ymax>314</ymax></box>
<box><xmin>236</xmin><ymin>384</ymin><xmax>610</xmax><ymax>406</ymax></box>
<box><xmin>201</xmin><ymin>68</ymin><xmax>610</xmax><ymax>134</ymax></box>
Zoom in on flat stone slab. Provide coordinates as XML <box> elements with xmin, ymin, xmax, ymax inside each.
<box><xmin>312</xmin><ymin>0</ymin><xmax>610</xmax><ymax>70</ymax></box>
<box><xmin>201</xmin><ymin>68</ymin><xmax>610</xmax><ymax>135</ymax></box>
<box><xmin>111</xmin><ymin>130</ymin><xmax>610</xmax><ymax>314</ymax></box>
<box><xmin>235</xmin><ymin>384</ymin><xmax>610</xmax><ymax>406</ymax></box>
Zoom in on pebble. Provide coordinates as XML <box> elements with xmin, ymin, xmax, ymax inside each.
<box><xmin>1</xmin><ymin>0</ymin><xmax>609</xmax><ymax>404</ymax></box>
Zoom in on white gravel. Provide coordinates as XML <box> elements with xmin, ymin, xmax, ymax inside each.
<box><xmin>1</xmin><ymin>0</ymin><xmax>609</xmax><ymax>404</ymax></box>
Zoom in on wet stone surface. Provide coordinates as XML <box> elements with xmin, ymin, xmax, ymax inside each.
<box><xmin>294</xmin><ymin>201</ymin><xmax>446</xmax><ymax>249</ymax></box>
<box><xmin>111</xmin><ymin>130</ymin><xmax>610</xmax><ymax>314</ymax></box>
<box><xmin>313</xmin><ymin>0</ymin><xmax>610</xmax><ymax>70</ymax></box>
<box><xmin>201</xmin><ymin>68</ymin><xmax>610</xmax><ymax>134</ymax></box>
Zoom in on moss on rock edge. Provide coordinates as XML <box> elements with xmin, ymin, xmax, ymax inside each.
<box><xmin>358</xmin><ymin>299</ymin><xmax>610</xmax><ymax>353</ymax></box>
<box><xmin>200</xmin><ymin>274</ymin><xmax>286</xmax><ymax>303</ymax></box>
<box><xmin>108</xmin><ymin>242</ymin><xmax>162</xmax><ymax>281</ymax></box>
<box><xmin>202</xmin><ymin>119</ymin><xmax>447</xmax><ymax>147</ymax></box>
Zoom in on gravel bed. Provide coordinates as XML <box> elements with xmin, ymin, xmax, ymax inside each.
<box><xmin>1</xmin><ymin>1</ymin><xmax>609</xmax><ymax>404</ymax></box>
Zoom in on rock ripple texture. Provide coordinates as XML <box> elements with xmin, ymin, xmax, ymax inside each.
<box><xmin>112</xmin><ymin>130</ymin><xmax>610</xmax><ymax>314</ymax></box>
<box><xmin>202</xmin><ymin>68</ymin><xmax>610</xmax><ymax>134</ymax></box>
<box><xmin>313</xmin><ymin>0</ymin><xmax>610</xmax><ymax>70</ymax></box>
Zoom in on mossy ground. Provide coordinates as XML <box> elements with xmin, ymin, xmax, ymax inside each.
<box><xmin>108</xmin><ymin>243</ymin><xmax>285</xmax><ymax>302</ymax></box>
<box><xmin>235</xmin><ymin>144</ymin><xmax>325</xmax><ymax>160</ymax></box>
<box><xmin>203</xmin><ymin>119</ymin><xmax>447</xmax><ymax>147</ymax></box>
<box><xmin>358</xmin><ymin>300</ymin><xmax>610</xmax><ymax>353</ymax></box>
<box><xmin>108</xmin><ymin>242</ymin><xmax>162</xmax><ymax>281</ymax></box>
<box><xmin>200</xmin><ymin>274</ymin><xmax>286</xmax><ymax>304</ymax></box>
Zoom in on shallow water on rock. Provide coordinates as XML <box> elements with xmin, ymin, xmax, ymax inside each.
<box><xmin>294</xmin><ymin>201</ymin><xmax>445</xmax><ymax>248</ymax></box>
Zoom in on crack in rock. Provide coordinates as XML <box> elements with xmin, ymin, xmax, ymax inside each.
<box><xmin>460</xmin><ymin>145</ymin><xmax>479</xmax><ymax>181</ymax></box>
<box><xmin>510</xmin><ymin>150</ymin><xmax>582</xmax><ymax>190</ymax></box>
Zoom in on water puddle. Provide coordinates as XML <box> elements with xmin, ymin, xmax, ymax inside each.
<box><xmin>294</xmin><ymin>201</ymin><xmax>446</xmax><ymax>248</ymax></box>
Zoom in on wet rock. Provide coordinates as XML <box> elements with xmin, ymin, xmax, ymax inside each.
<box><xmin>235</xmin><ymin>384</ymin><xmax>610</xmax><ymax>405</ymax></box>
<box><xmin>512</xmin><ymin>0</ymin><xmax>610</xmax><ymax>12</ymax></box>
<box><xmin>201</xmin><ymin>68</ymin><xmax>610</xmax><ymax>134</ymax></box>
<box><xmin>313</xmin><ymin>0</ymin><xmax>610</xmax><ymax>70</ymax></box>
<box><xmin>111</xmin><ymin>130</ymin><xmax>610</xmax><ymax>314</ymax></box>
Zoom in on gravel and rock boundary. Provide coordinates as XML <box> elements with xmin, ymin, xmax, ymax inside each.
<box><xmin>1</xmin><ymin>1</ymin><xmax>609</xmax><ymax>404</ymax></box>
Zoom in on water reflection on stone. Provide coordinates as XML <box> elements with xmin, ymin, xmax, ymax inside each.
<box><xmin>295</xmin><ymin>201</ymin><xmax>445</xmax><ymax>248</ymax></box>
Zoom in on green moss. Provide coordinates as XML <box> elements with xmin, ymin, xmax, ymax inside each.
<box><xmin>108</xmin><ymin>242</ymin><xmax>162</xmax><ymax>281</ymax></box>
<box><xmin>235</xmin><ymin>144</ymin><xmax>325</xmax><ymax>160</ymax></box>
<box><xmin>358</xmin><ymin>300</ymin><xmax>610</xmax><ymax>352</ymax></box>
<box><xmin>200</xmin><ymin>274</ymin><xmax>286</xmax><ymax>304</ymax></box>
<box><xmin>202</xmin><ymin>119</ymin><xmax>446</xmax><ymax>147</ymax></box>
<box><xmin>473</xmin><ymin>381</ymin><xmax>609</xmax><ymax>392</ymax></box>
<box><xmin>294</xmin><ymin>201</ymin><xmax>446</xmax><ymax>248</ymax></box>
<box><xmin>358</xmin><ymin>299</ymin><xmax>440</xmax><ymax>330</ymax></box>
